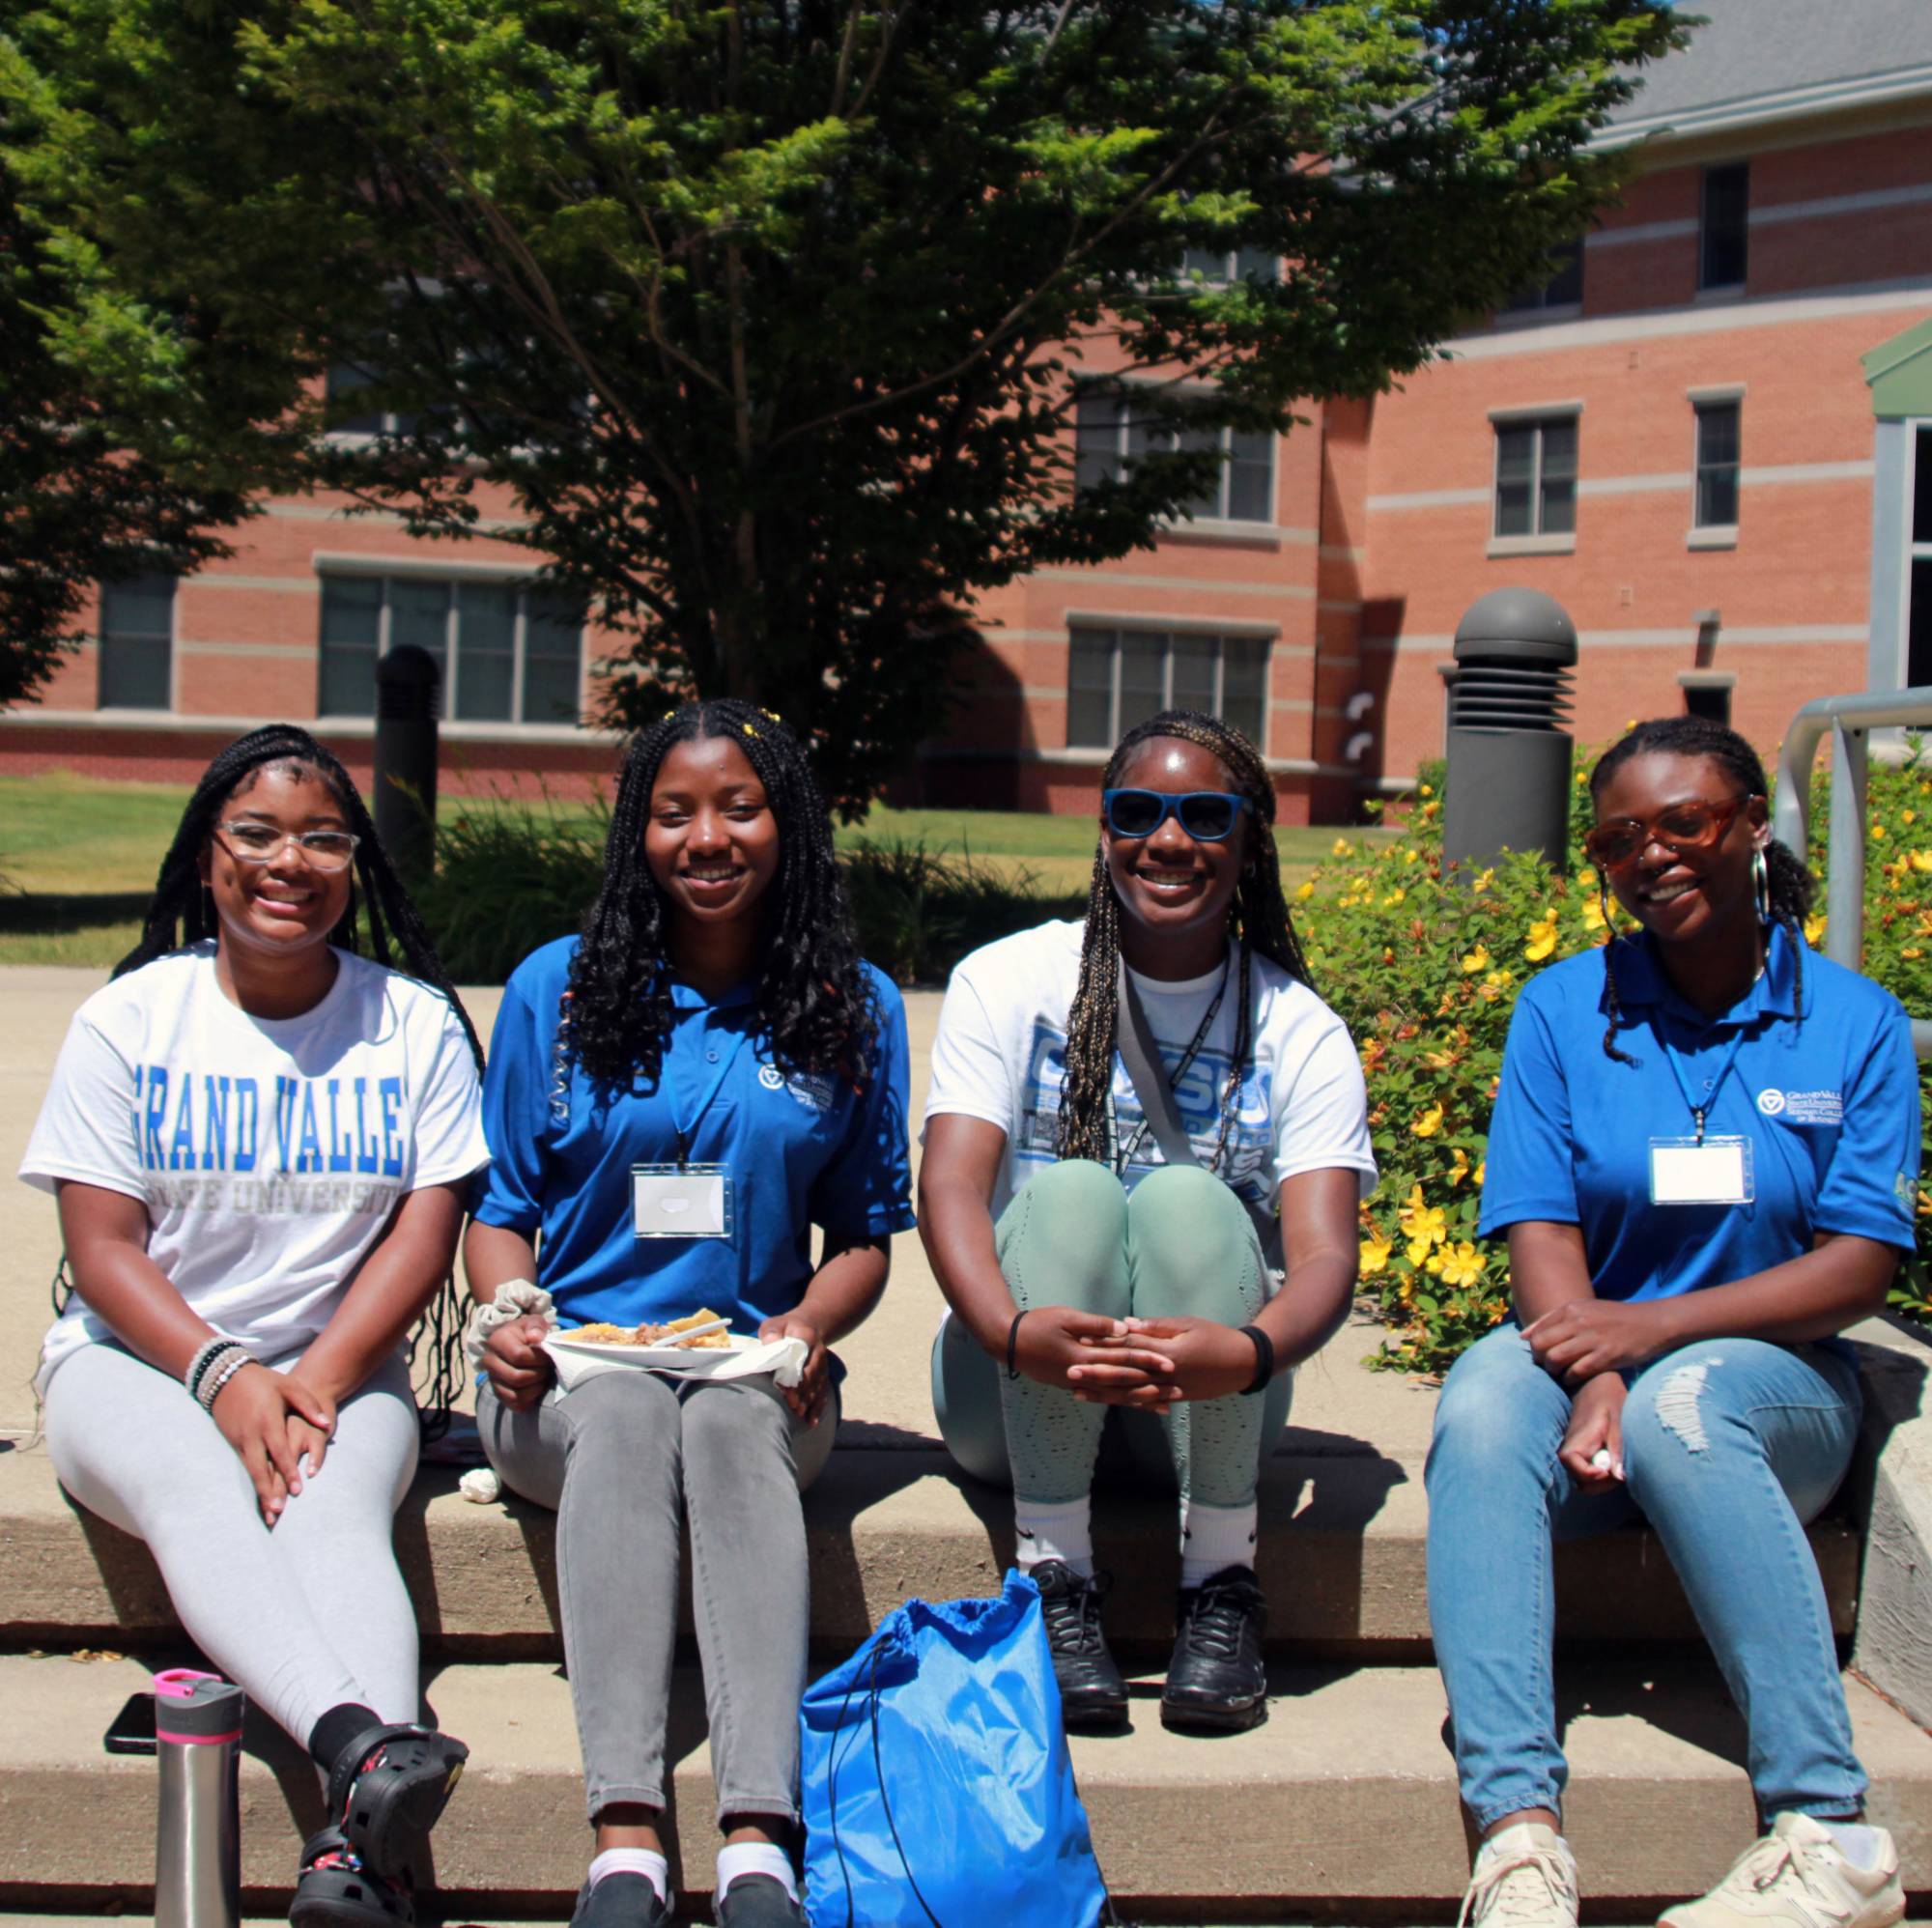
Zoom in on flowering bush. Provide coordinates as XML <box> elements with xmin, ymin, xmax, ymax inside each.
<box><xmin>1302</xmin><ymin>745</ymin><xmax>1931</xmax><ymax>1376</ymax></box>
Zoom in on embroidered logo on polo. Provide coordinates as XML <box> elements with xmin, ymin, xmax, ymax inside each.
<box><xmin>1757</xmin><ymin>1089</ymin><xmax>1842</xmax><ymax>1125</ymax></box>
<box><xmin>758</xmin><ymin>1064</ymin><xmax>786</xmax><ymax>1091</ymax></box>
<box><xmin>756</xmin><ymin>1061</ymin><xmax>834</xmax><ymax>1111</ymax></box>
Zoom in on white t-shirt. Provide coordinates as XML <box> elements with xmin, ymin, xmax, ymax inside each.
<box><xmin>923</xmin><ymin>920</ymin><xmax>1378</xmax><ymax>1226</ymax></box>
<box><xmin>22</xmin><ymin>943</ymin><xmax>489</xmax><ymax>1390</ymax></box>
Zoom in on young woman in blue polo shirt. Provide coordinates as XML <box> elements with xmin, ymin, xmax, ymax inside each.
<box><xmin>464</xmin><ymin>703</ymin><xmax>914</xmax><ymax>1928</ymax></box>
<box><xmin>1428</xmin><ymin>718</ymin><xmax>1919</xmax><ymax>1928</ymax></box>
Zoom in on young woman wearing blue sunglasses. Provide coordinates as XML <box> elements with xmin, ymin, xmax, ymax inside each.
<box><xmin>918</xmin><ymin>709</ymin><xmax>1376</xmax><ymax>1732</ymax></box>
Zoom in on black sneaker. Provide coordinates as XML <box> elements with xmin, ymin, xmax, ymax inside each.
<box><xmin>1160</xmin><ymin>1564</ymin><xmax>1268</xmax><ymax>1732</ymax></box>
<box><xmin>716</xmin><ymin>1874</ymin><xmax>808</xmax><ymax>1926</ymax></box>
<box><xmin>568</xmin><ymin>1873</ymin><xmax>672</xmax><ymax>1928</ymax></box>
<box><xmin>1031</xmin><ymin>1560</ymin><xmax>1128</xmax><ymax>1728</ymax></box>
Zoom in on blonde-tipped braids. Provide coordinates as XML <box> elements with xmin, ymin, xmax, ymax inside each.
<box><xmin>1056</xmin><ymin>710</ymin><xmax>1315</xmax><ymax>1171</ymax></box>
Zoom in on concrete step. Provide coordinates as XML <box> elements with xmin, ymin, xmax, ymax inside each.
<box><xmin>4</xmin><ymin>1651</ymin><xmax>1930</xmax><ymax>1915</ymax></box>
<box><xmin>0</xmin><ymin>1439</ymin><xmax>1860</xmax><ymax>1659</ymax></box>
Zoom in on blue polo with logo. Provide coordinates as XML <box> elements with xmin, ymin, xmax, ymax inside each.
<box><xmin>473</xmin><ymin>935</ymin><xmax>915</xmax><ymax>1331</ymax></box>
<box><xmin>1480</xmin><ymin>922</ymin><xmax>1919</xmax><ymax>1302</ymax></box>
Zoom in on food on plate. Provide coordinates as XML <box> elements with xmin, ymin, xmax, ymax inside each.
<box><xmin>565</xmin><ymin>1309</ymin><xmax>733</xmax><ymax>1348</ymax></box>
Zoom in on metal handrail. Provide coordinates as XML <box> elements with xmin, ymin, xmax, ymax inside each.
<box><xmin>1773</xmin><ymin>688</ymin><xmax>1932</xmax><ymax>1060</ymax></box>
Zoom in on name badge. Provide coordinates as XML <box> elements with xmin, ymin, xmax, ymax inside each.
<box><xmin>1649</xmin><ymin>1136</ymin><xmax>1754</xmax><ymax>1206</ymax></box>
<box><xmin>632</xmin><ymin>1163</ymin><xmax>734</xmax><ymax>1241</ymax></box>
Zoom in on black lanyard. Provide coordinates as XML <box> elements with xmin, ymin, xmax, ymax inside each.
<box><xmin>1106</xmin><ymin>952</ymin><xmax>1232</xmax><ymax>1177</ymax></box>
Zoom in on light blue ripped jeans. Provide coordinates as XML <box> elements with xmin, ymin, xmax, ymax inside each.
<box><xmin>1425</xmin><ymin>1324</ymin><xmax>1866</xmax><ymax>1829</ymax></box>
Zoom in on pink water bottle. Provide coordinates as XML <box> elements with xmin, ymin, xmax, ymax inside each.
<box><xmin>154</xmin><ymin>1668</ymin><xmax>244</xmax><ymax>1928</ymax></box>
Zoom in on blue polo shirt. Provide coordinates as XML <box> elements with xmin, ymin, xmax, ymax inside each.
<box><xmin>1480</xmin><ymin>923</ymin><xmax>1919</xmax><ymax>1303</ymax></box>
<box><xmin>473</xmin><ymin>936</ymin><xmax>916</xmax><ymax>1331</ymax></box>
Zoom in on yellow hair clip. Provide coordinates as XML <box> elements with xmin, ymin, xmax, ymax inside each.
<box><xmin>742</xmin><ymin>722</ymin><xmax>758</xmax><ymax>737</ymax></box>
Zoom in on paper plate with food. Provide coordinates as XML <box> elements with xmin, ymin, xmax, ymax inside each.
<box><xmin>545</xmin><ymin>1310</ymin><xmax>808</xmax><ymax>1387</ymax></box>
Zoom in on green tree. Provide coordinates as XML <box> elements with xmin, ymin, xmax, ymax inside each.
<box><xmin>5</xmin><ymin>1</ymin><xmax>1682</xmax><ymax>805</ymax></box>
<box><xmin>0</xmin><ymin>146</ymin><xmax>255</xmax><ymax>708</ymax></box>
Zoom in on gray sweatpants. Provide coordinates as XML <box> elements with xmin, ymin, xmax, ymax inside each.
<box><xmin>43</xmin><ymin>1341</ymin><xmax>422</xmax><ymax>1744</ymax></box>
<box><xmin>478</xmin><ymin>1368</ymin><xmax>826</xmax><ymax>1829</ymax></box>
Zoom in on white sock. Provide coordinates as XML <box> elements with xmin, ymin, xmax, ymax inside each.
<box><xmin>1179</xmin><ymin>1499</ymin><xmax>1258</xmax><ymax>1589</ymax></box>
<box><xmin>1013</xmin><ymin>1495</ymin><xmax>1093</xmax><ymax>1575</ymax></box>
<box><xmin>588</xmin><ymin>1848</ymin><xmax>668</xmax><ymax>1904</ymax></box>
<box><xmin>717</xmin><ymin>1842</ymin><xmax>798</xmax><ymax>1900</ymax></box>
<box><xmin>1477</xmin><ymin>1824</ymin><xmax>1573</xmax><ymax>1868</ymax></box>
<box><xmin>1820</xmin><ymin>1821</ymin><xmax>1884</xmax><ymax>1871</ymax></box>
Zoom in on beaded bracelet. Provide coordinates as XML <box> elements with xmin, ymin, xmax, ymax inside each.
<box><xmin>193</xmin><ymin>1346</ymin><xmax>255</xmax><ymax>1412</ymax></box>
<box><xmin>182</xmin><ymin>1337</ymin><xmax>231</xmax><ymax>1400</ymax></box>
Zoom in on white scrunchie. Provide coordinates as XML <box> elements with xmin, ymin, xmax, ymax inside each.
<box><xmin>463</xmin><ymin>1277</ymin><xmax>557</xmax><ymax>1369</ymax></box>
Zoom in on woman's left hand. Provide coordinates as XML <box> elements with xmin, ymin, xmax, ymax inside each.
<box><xmin>758</xmin><ymin>1313</ymin><xmax>829</xmax><ymax>1427</ymax></box>
<box><xmin>1523</xmin><ymin>1297</ymin><xmax>1673</xmax><ymax>1383</ymax></box>
<box><xmin>1101</xmin><ymin>1316</ymin><xmax>1259</xmax><ymax>1404</ymax></box>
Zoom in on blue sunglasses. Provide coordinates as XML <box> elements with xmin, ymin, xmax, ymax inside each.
<box><xmin>1101</xmin><ymin>788</ymin><xmax>1251</xmax><ymax>842</ymax></box>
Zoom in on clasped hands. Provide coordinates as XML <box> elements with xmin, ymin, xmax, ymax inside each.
<box><xmin>1008</xmin><ymin>1306</ymin><xmax>1259</xmax><ymax>1412</ymax></box>
<box><xmin>1522</xmin><ymin>1297</ymin><xmax>1674</xmax><ymax>1498</ymax></box>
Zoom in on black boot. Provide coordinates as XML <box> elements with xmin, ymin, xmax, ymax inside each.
<box><xmin>1030</xmin><ymin>1560</ymin><xmax>1128</xmax><ymax>1728</ymax></box>
<box><xmin>1160</xmin><ymin>1564</ymin><xmax>1268</xmax><ymax>1732</ymax></box>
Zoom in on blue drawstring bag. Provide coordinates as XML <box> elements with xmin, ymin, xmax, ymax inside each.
<box><xmin>800</xmin><ymin>1571</ymin><xmax>1111</xmax><ymax>1927</ymax></box>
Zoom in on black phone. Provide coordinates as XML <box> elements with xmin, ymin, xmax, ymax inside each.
<box><xmin>104</xmin><ymin>1689</ymin><xmax>157</xmax><ymax>1755</ymax></box>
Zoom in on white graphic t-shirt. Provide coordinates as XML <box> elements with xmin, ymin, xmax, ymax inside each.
<box><xmin>22</xmin><ymin>943</ymin><xmax>488</xmax><ymax>1389</ymax></box>
<box><xmin>923</xmin><ymin>920</ymin><xmax>1377</xmax><ymax>1226</ymax></box>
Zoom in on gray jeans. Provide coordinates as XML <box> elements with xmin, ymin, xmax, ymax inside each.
<box><xmin>479</xmin><ymin>1368</ymin><xmax>832</xmax><ymax>1828</ymax></box>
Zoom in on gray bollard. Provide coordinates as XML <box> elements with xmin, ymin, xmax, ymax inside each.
<box><xmin>1441</xmin><ymin>588</ymin><xmax>1577</xmax><ymax>876</ymax></box>
<box><xmin>374</xmin><ymin>644</ymin><xmax>441</xmax><ymax>888</ymax></box>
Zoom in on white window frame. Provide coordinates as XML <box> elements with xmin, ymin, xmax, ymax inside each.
<box><xmin>1065</xmin><ymin>621</ymin><xmax>1273</xmax><ymax>753</ymax></box>
<box><xmin>315</xmin><ymin>565</ymin><xmax>585</xmax><ymax>726</ymax></box>
<box><xmin>1074</xmin><ymin>386</ymin><xmax>1276</xmax><ymax>527</ymax></box>
<box><xmin>1690</xmin><ymin>391</ymin><xmax>1743</xmax><ymax>546</ymax></box>
<box><xmin>97</xmin><ymin>574</ymin><xmax>178</xmax><ymax>713</ymax></box>
<box><xmin>1488</xmin><ymin>405</ymin><xmax>1580</xmax><ymax>554</ymax></box>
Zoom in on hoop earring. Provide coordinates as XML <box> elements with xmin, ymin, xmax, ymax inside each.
<box><xmin>1751</xmin><ymin>847</ymin><xmax>1772</xmax><ymax>925</ymax></box>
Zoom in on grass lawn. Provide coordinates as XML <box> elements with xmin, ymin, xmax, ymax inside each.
<box><xmin>0</xmin><ymin>769</ymin><xmax>1390</xmax><ymax>974</ymax></box>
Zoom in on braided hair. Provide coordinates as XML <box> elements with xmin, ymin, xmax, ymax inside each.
<box><xmin>1057</xmin><ymin>709</ymin><xmax>1314</xmax><ymax>1169</ymax></box>
<box><xmin>562</xmin><ymin>700</ymin><xmax>877</xmax><ymax>1092</ymax></box>
<box><xmin>1589</xmin><ymin>716</ymin><xmax>1816</xmax><ymax>1065</ymax></box>
<box><xmin>102</xmin><ymin>723</ymin><xmax>484</xmax><ymax>1434</ymax></box>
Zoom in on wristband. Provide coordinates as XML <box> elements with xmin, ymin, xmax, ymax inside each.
<box><xmin>1237</xmin><ymin>1324</ymin><xmax>1274</xmax><ymax>1397</ymax></box>
<box><xmin>1006</xmin><ymin>1309</ymin><xmax>1030</xmax><ymax>1382</ymax></box>
<box><xmin>183</xmin><ymin>1337</ymin><xmax>230</xmax><ymax>1400</ymax></box>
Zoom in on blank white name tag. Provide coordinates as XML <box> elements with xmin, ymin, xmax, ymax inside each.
<box><xmin>1649</xmin><ymin>1136</ymin><xmax>1754</xmax><ymax>1206</ymax></box>
<box><xmin>632</xmin><ymin>1163</ymin><xmax>734</xmax><ymax>1240</ymax></box>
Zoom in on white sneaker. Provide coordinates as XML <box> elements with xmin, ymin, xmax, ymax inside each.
<box><xmin>1659</xmin><ymin>1813</ymin><xmax>1904</xmax><ymax>1928</ymax></box>
<box><xmin>1459</xmin><ymin>1823</ymin><xmax>1580</xmax><ymax>1928</ymax></box>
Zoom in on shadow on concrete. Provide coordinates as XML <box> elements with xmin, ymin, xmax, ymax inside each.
<box><xmin>0</xmin><ymin>891</ymin><xmax>148</xmax><ymax>939</ymax></box>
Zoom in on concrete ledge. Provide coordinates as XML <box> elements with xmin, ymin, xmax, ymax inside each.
<box><xmin>1849</xmin><ymin>1319</ymin><xmax>1932</xmax><ymax>1726</ymax></box>
<box><xmin>4</xmin><ymin>1653</ymin><xmax>1930</xmax><ymax>1909</ymax></box>
<box><xmin>0</xmin><ymin>1439</ymin><xmax>1859</xmax><ymax>1658</ymax></box>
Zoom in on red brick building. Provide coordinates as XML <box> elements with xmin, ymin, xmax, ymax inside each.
<box><xmin>7</xmin><ymin>0</ymin><xmax>1930</xmax><ymax>819</ymax></box>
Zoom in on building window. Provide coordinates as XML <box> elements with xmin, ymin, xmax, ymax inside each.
<box><xmin>318</xmin><ymin>575</ymin><xmax>584</xmax><ymax>724</ymax></box>
<box><xmin>98</xmin><ymin>575</ymin><xmax>176</xmax><ymax>710</ymax></box>
<box><xmin>1699</xmin><ymin>163</ymin><xmax>1749</xmax><ymax>292</ymax></box>
<box><xmin>1075</xmin><ymin>391</ymin><xmax>1274</xmax><ymax>524</ymax></box>
<box><xmin>1179</xmin><ymin>246</ymin><xmax>1278</xmax><ymax>285</ymax></box>
<box><xmin>1492</xmin><ymin>416</ymin><xmax>1577</xmax><ymax>539</ymax></box>
<box><xmin>1909</xmin><ymin>425</ymin><xmax>1932</xmax><ymax>688</ymax></box>
<box><xmin>1065</xmin><ymin>627</ymin><xmax>1269</xmax><ymax>751</ymax></box>
<box><xmin>325</xmin><ymin>363</ymin><xmax>422</xmax><ymax>438</ymax></box>
<box><xmin>1500</xmin><ymin>240</ymin><xmax>1584</xmax><ymax>315</ymax></box>
<box><xmin>1693</xmin><ymin>401</ymin><xmax>1742</xmax><ymax>528</ymax></box>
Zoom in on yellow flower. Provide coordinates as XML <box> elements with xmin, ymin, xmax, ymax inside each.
<box><xmin>1872</xmin><ymin>821</ymin><xmax>1888</xmax><ymax>841</ymax></box>
<box><xmin>1398</xmin><ymin>1183</ymin><xmax>1447</xmax><ymax>1248</ymax></box>
<box><xmin>1418</xmin><ymin>782</ymin><xmax>1434</xmax><ymax>799</ymax></box>
<box><xmin>1404</xmin><ymin>847</ymin><xmax>1419</xmax><ymax>865</ymax></box>
<box><xmin>1911</xmin><ymin>849</ymin><xmax>1932</xmax><ymax>873</ymax></box>
<box><xmin>1382</xmin><ymin>888</ymin><xmax>1406</xmax><ymax>907</ymax></box>
<box><xmin>1359</xmin><ymin>1230</ymin><xmax>1393</xmax><ymax>1276</ymax></box>
<box><xmin>1905</xmin><ymin>948</ymin><xmax>1925</xmax><ymax>961</ymax></box>
<box><xmin>1804</xmin><ymin>912</ymin><xmax>1827</xmax><ymax>944</ymax></box>
<box><xmin>1421</xmin><ymin>799</ymin><xmax>1440</xmax><ymax>819</ymax></box>
<box><xmin>1461</xmin><ymin>945</ymin><xmax>1491</xmax><ymax>974</ymax></box>
<box><xmin>1424</xmin><ymin>1250</ymin><xmax>1445</xmax><ymax>1276</ymax></box>
<box><xmin>1580</xmin><ymin>896</ymin><xmax>1605</xmax><ymax>931</ymax></box>
<box><xmin>1472</xmin><ymin>867</ymin><xmax>1494</xmax><ymax>893</ymax></box>
<box><xmin>1474</xmin><ymin>1158</ymin><xmax>1487</xmax><ymax>1187</ymax></box>
<box><xmin>1437</xmin><ymin>1242</ymin><xmax>1484</xmax><ymax>1289</ymax></box>
<box><xmin>1295</xmin><ymin>880</ymin><xmax>1316</xmax><ymax>900</ymax></box>
<box><xmin>1449</xmin><ymin>1147</ymin><xmax>1471</xmax><ymax>1186</ymax></box>
<box><xmin>1332</xmin><ymin>837</ymin><xmax>1351</xmax><ymax>857</ymax></box>
<box><xmin>1576</xmin><ymin>865</ymin><xmax>1598</xmax><ymax>890</ymax></box>
<box><xmin>1905</xmin><ymin>809</ymin><xmax>1918</xmax><ymax>826</ymax></box>
<box><xmin>1413</xmin><ymin>1103</ymin><xmax>1444</xmax><ymax>1138</ymax></box>
<box><xmin>1524</xmin><ymin>918</ymin><xmax>1559</xmax><ymax>963</ymax></box>
<box><xmin>1406</xmin><ymin>1233</ymin><xmax>1434</xmax><ymax>1267</ymax></box>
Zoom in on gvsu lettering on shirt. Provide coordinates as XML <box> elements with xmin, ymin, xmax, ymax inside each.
<box><xmin>1756</xmin><ymin>1088</ymin><xmax>1844</xmax><ymax>1126</ymax></box>
<box><xmin>134</xmin><ymin>1066</ymin><xmax>407</xmax><ymax>1177</ymax></box>
<box><xmin>1013</xmin><ymin>1021</ymin><xmax>1274</xmax><ymax>1208</ymax></box>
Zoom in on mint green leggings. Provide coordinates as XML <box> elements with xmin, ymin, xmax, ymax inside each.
<box><xmin>930</xmin><ymin>1159</ymin><xmax>1293</xmax><ymax>1507</ymax></box>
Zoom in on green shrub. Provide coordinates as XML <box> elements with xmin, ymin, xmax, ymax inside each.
<box><xmin>417</xmin><ymin>800</ymin><xmax>1085</xmax><ymax>987</ymax></box>
<box><xmin>1303</xmin><ymin>747</ymin><xmax>1932</xmax><ymax>1374</ymax></box>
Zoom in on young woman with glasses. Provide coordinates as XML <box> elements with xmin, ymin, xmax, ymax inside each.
<box><xmin>1428</xmin><ymin>717</ymin><xmax>1919</xmax><ymax>1928</ymax></box>
<box><xmin>920</xmin><ymin>709</ymin><xmax>1376</xmax><ymax>1732</ymax></box>
<box><xmin>21</xmin><ymin>725</ymin><xmax>488</xmax><ymax>1927</ymax></box>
